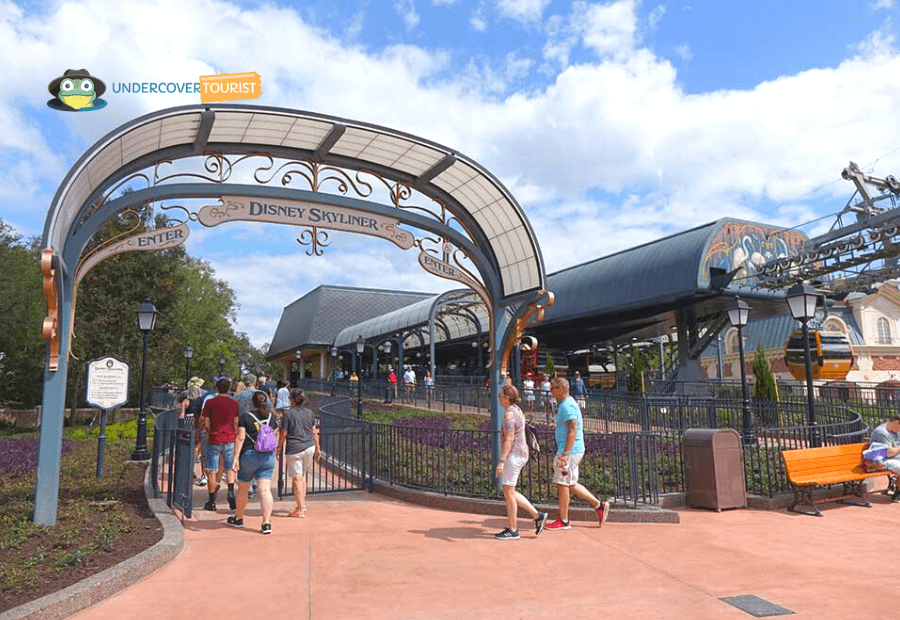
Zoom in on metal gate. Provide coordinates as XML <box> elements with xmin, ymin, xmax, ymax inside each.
<box><xmin>151</xmin><ymin>409</ymin><xmax>195</xmax><ymax>518</ymax></box>
<box><xmin>277</xmin><ymin>398</ymin><xmax>370</xmax><ymax>498</ymax></box>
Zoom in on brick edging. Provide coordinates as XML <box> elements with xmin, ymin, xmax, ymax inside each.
<box><xmin>0</xmin><ymin>466</ymin><xmax>184</xmax><ymax>620</ymax></box>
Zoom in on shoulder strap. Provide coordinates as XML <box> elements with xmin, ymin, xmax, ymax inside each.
<box><xmin>247</xmin><ymin>411</ymin><xmax>261</xmax><ymax>425</ymax></box>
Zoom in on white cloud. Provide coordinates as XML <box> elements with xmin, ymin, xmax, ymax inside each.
<box><xmin>432</xmin><ymin>0</ymin><xmax>458</xmax><ymax>5</ymax></box>
<box><xmin>675</xmin><ymin>44</ymin><xmax>693</xmax><ymax>61</ymax></box>
<box><xmin>648</xmin><ymin>4</ymin><xmax>666</xmax><ymax>29</ymax></box>
<box><xmin>3</xmin><ymin>0</ymin><xmax>900</xmax><ymax>345</ymax></box>
<box><xmin>395</xmin><ymin>0</ymin><xmax>420</xmax><ymax>30</ymax></box>
<box><xmin>855</xmin><ymin>22</ymin><xmax>897</xmax><ymax>57</ymax></box>
<box><xmin>577</xmin><ymin>0</ymin><xmax>639</xmax><ymax>57</ymax></box>
<box><xmin>470</xmin><ymin>3</ymin><xmax>488</xmax><ymax>31</ymax></box>
<box><xmin>870</xmin><ymin>0</ymin><xmax>895</xmax><ymax>9</ymax></box>
<box><xmin>496</xmin><ymin>0</ymin><xmax>550</xmax><ymax>24</ymax></box>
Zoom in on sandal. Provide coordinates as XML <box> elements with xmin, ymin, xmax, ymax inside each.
<box><xmin>288</xmin><ymin>508</ymin><xmax>306</xmax><ymax>518</ymax></box>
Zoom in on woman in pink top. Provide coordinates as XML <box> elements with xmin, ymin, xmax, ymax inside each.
<box><xmin>494</xmin><ymin>384</ymin><xmax>548</xmax><ymax>540</ymax></box>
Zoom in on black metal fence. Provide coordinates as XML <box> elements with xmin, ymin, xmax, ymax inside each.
<box><xmin>150</xmin><ymin>409</ymin><xmax>194</xmax><ymax>518</ymax></box>
<box><xmin>298</xmin><ymin>377</ymin><xmax>879</xmax><ymax>502</ymax></box>
<box><xmin>276</xmin><ymin>397</ymin><xmax>370</xmax><ymax>498</ymax></box>
<box><xmin>299</xmin><ymin>391</ymin><xmax>661</xmax><ymax>507</ymax></box>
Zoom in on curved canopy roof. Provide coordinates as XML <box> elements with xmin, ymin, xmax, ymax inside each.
<box><xmin>334</xmin><ymin>289</ymin><xmax>489</xmax><ymax>349</ymax></box>
<box><xmin>43</xmin><ymin>104</ymin><xmax>544</xmax><ymax>301</ymax></box>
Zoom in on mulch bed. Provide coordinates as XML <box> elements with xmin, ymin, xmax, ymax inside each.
<box><xmin>0</xmin><ymin>438</ymin><xmax>163</xmax><ymax>613</ymax></box>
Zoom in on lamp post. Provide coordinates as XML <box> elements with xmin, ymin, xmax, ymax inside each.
<box><xmin>331</xmin><ymin>346</ymin><xmax>338</xmax><ymax>396</ymax></box>
<box><xmin>294</xmin><ymin>350</ymin><xmax>302</xmax><ymax>386</ymax></box>
<box><xmin>238</xmin><ymin>352</ymin><xmax>249</xmax><ymax>378</ymax></box>
<box><xmin>787</xmin><ymin>281</ymin><xmax>820</xmax><ymax>446</ymax></box>
<box><xmin>183</xmin><ymin>345</ymin><xmax>193</xmax><ymax>389</ymax></box>
<box><xmin>132</xmin><ymin>300</ymin><xmax>157</xmax><ymax>461</ymax></box>
<box><xmin>726</xmin><ymin>296</ymin><xmax>753</xmax><ymax>445</ymax></box>
<box><xmin>218</xmin><ymin>352</ymin><xmax>226</xmax><ymax>377</ymax></box>
<box><xmin>356</xmin><ymin>335</ymin><xmax>365</xmax><ymax>419</ymax></box>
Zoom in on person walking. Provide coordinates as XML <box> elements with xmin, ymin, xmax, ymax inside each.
<box><xmin>275</xmin><ymin>380</ymin><xmax>291</xmax><ymax>418</ymax></box>
<box><xmin>278</xmin><ymin>388</ymin><xmax>321</xmax><ymax>518</ymax></box>
<box><xmin>199</xmin><ymin>377</ymin><xmax>239</xmax><ymax>512</ymax></box>
<box><xmin>571</xmin><ymin>371</ymin><xmax>587</xmax><ymax>410</ymax></box>
<box><xmin>229</xmin><ymin>390</ymin><xmax>279</xmax><ymax>534</ymax></box>
<box><xmin>522</xmin><ymin>373</ymin><xmax>535</xmax><ymax>411</ymax></box>
<box><xmin>386</xmin><ymin>367</ymin><xmax>397</xmax><ymax>403</ymax></box>
<box><xmin>545</xmin><ymin>377</ymin><xmax>610</xmax><ymax>530</ymax></box>
<box><xmin>494</xmin><ymin>384</ymin><xmax>547</xmax><ymax>540</ymax></box>
<box><xmin>403</xmin><ymin>365</ymin><xmax>416</xmax><ymax>401</ymax></box>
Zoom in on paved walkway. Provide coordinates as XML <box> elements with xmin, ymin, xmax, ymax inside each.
<box><xmin>67</xmin><ymin>479</ymin><xmax>893</xmax><ymax>620</ymax></box>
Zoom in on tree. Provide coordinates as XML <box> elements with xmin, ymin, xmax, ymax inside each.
<box><xmin>752</xmin><ymin>343</ymin><xmax>777</xmax><ymax>401</ymax></box>
<box><xmin>626</xmin><ymin>347</ymin><xmax>649</xmax><ymax>393</ymax></box>
<box><xmin>543</xmin><ymin>353</ymin><xmax>555</xmax><ymax>378</ymax></box>
<box><xmin>752</xmin><ymin>343</ymin><xmax>779</xmax><ymax>425</ymax></box>
<box><xmin>0</xmin><ymin>220</ymin><xmax>45</xmax><ymax>408</ymax></box>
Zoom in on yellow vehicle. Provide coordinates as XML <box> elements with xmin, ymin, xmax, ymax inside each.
<box><xmin>784</xmin><ymin>330</ymin><xmax>854</xmax><ymax>381</ymax></box>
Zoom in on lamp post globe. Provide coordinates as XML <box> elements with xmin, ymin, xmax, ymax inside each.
<box><xmin>218</xmin><ymin>352</ymin><xmax>226</xmax><ymax>377</ymax></box>
<box><xmin>356</xmin><ymin>336</ymin><xmax>365</xmax><ymax>419</ymax></box>
<box><xmin>132</xmin><ymin>300</ymin><xmax>157</xmax><ymax>461</ymax></box>
<box><xmin>182</xmin><ymin>345</ymin><xmax>194</xmax><ymax>389</ymax></box>
<box><xmin>330</xmin><ymin>346</ymin><xmax>338</xmax><ymax>396</ymax></box>
<box><xmin>725</xmin><ymin>296</ymin><xmax>754</xmax><ymax>445</ymax></box>
<box><xmin>787</xmin><ymin>281</ymin><xmax>820</xmax><ymax>446</ymax></box>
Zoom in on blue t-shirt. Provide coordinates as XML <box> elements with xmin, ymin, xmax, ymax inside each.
<box><xmin>871</xmin><ymin>423</ymin><xmax>899</xmax><ymax>449</ymax></box>
<box><xmin>555</xmin><ymin>396</ymin><xmax>585</xmax><ymax>455</ymax></box>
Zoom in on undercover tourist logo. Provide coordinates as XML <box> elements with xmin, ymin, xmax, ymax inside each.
<box><xmin>47</xmin><ymin>69</ymin><xmax>108</xmax><ymax>112</ymax></box>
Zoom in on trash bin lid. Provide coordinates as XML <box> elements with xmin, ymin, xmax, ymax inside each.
<box><xmin>683</xmin><ymin>428</ymin><xmax>741</xmax><ymax>447</ymax></box>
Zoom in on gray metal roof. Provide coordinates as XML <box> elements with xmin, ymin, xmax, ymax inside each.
<box><xmin>267</xmin><ymin>286</ymin><xmax>434</xmax><ymax>358</ymax></box>
<box><xmin>333</xmin><ymin>289</ymin><xmax>490</xmax><ymax>348</ymax></box>
<box><xmin>530</xmin><ymin>218</ymin><xmax>808</xmax><ymax>349</ymax></box>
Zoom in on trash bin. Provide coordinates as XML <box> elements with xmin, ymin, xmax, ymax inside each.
<box><xmin>683</xmin><ymin>428</ymin><xmax>746</xmax><ymax>511</ymax></box>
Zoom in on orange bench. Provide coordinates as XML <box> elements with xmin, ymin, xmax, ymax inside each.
<box><xmin>781</xmin><ymin>442</ymin><xmax>892</xmax><ymax>516</ymax></box>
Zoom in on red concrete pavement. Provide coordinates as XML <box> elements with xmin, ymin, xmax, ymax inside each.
<box><xmin>69</xmin><ymin>484</ymin><xmax>893</xmax><ymax>620</ymax></box>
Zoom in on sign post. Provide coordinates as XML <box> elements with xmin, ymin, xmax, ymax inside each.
<box><xmin>85</xmin><ymin>356</ymin><xmax>130</xmax><ymax>478</ymax></box>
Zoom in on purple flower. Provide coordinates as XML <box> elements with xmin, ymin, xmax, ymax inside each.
<box><xmin>0</xmin><ymin>437</ymin><xmax>72</xmax><ymax>476</ymax></box>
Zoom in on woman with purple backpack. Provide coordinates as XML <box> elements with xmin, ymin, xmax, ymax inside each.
<box><xmin>229</xmin><ymin>390</ymin><xmax>279</xmax><ymax>534</ymax></box>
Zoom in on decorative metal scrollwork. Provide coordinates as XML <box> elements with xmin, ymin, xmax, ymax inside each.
<box><xmin>296</xmin><ymin>227</ymin><xmax>330</xmax><ymax>256</ymax></box>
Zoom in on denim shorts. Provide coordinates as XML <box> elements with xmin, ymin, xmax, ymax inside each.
<box><xmin>204</xmin><ymin>442</ymin><xmax>235</xmax><ymax>472</ymax></box>
<box><xmin>237</xmin><ymin>449</ymin><xmax>276</xmax><ymax>483</ymax></box>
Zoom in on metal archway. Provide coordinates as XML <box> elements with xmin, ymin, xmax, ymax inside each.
<box><xmin>35</xmin><ymin>104</ymin><xmax>549</xmax><ymax>524</ymax></box>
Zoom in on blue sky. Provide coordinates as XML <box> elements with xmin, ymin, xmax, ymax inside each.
<box><xmin>2</xmin><ymin>0</ymin><xmax>899</xmax><ymax>346</ymax></box>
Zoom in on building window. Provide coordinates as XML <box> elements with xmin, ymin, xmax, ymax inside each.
<box><xmin>877</xmin><ymin>317</ymin><xmax>892</xmax><ymax>345</ymax></box>
<box><xmin>725</xmin><ymin>329</ymin><xmax>739</xmax><ymax>355</ymax></box>
<box><xmin>823</xmin><ymin>318</ymin><xmax>846</xmax><ymax>334</ymax></box>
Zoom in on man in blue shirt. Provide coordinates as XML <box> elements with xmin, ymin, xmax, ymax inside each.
<box><xmin>870</xmin><ymin>415</ymin><xmax>900</xmax><ymax>500</ymax></box>
<box><xmin>545</xmin><ymin>377</ymin><xmax>610</xmax><ymax>530</ymax></box>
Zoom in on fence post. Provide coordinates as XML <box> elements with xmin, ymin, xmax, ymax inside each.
<box><xmin>641</xmin><ymin>396</ymin><xmax>650</xmax><ymax>432</ymax></box>
<box><xmin>368</xmin><ymin>421</ymin><xmax>375</xmax><ymax>492</ymax></box>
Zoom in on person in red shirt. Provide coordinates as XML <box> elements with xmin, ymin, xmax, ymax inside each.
<box><xmin>200</xmin><ymin>377</ymin><xmax>239</xmax><ymax>512</ymax></box>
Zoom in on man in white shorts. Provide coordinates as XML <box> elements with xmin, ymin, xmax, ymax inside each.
<box><xmin>545</xmin><ymin>377</ymin><xmax>610</xmax><ymax>530</ymax></box>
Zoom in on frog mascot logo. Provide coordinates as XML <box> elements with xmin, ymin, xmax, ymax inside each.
<box><xmin>47</xmin><ymin>69</ymin><xmax>107</xmax><ymax>112</ymax></box>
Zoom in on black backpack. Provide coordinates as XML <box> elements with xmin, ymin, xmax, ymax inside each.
<box><xmin>524</xmin><ymin>423</ymin><xmax>541</xmax><ymax>458</ymax></box>
<box><xmin>186</xmin><ymin>396</ymin><xmax>204</xmax><ymax>416</ymax></box>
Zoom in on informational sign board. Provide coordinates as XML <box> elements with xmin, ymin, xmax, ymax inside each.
<box><xmin>85</xmin><ymin>356</ymin><xmax>130</xmax><ymax>410</ymax></box>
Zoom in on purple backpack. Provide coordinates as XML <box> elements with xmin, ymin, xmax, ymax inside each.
<box><xmin>248</xmin><ymin>412</ymin><xmax>278</xmax><ymax>452</ymax></box>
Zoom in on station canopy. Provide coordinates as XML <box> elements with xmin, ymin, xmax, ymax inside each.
<box><xmin>333</xmin><ymin>289</ymin><xmax>494</xmax><ymax>350</ymax></box>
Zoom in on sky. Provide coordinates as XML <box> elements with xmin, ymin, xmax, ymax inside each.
<box><xmin>2</xmin><ymin>0</ymin><xmax>900</xmax><ymax>348</ymax></box>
